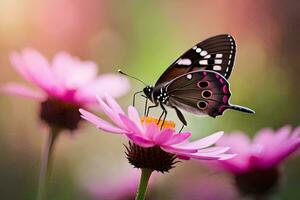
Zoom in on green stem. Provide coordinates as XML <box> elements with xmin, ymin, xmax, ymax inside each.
<box><xmin>135</xmin><ymin>168</ymin><xmax>153</xmax><ymax>200</ymax></box>
<box><xmin>37</xmin><ymin>127</ymin><xmax>60</xmax><ymax>200</ymax></box>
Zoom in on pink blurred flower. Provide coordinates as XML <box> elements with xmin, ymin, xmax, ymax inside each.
<box><xmin>1</xmin><ymin>48</ymin><xmax>129</xmax><ymax>106</ymax></box>
<box><xmin>79</xmin><ymin>94</ymin><xmax>235</xmax><ymax>172</ymax></box>
<box><xmin>213</xmin><ymin>126</ymin><xmax>300</xmax><ymax>196</ymax></box>
<box><xmin>215</xmin><ymin>126</ymin><xmax>300</xmax><ymax>174</ymax></box>
<box><xmin>1</xmin><ymin>48</ymin><xmax>129</xmax><ymax>130</ymax></box>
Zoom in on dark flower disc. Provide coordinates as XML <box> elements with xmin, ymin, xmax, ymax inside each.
<box><xmin>235</xmin><ymin>167</ymin><xmax>281</xmax><ymax>196</ymax></box>
<box><xmin>125</xmin><ymin>142</ymin><xmax>179</xmax><ymax>173</ymax></box>
<box><xmin>40</xmin><ymin>98</ymin><xmax>81</xmax><ymax>130</ymax></box>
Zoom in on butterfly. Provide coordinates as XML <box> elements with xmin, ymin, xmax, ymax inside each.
<box><xmin>120</xmin><ymin>34</ymin><xmax>254</xmax><ymax>127</ymax></box>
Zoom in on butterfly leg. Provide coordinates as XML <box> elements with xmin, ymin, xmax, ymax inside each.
<box><xmin>158</xmin><ymin>104</ymin><xmax>167</xmax><ymax>129</ymax></box>
<box><xmin>179</xmin><ymin>124</ymin><xmax>185</xmax><ymax>133</ymax></box>
<box><xmin>157</xmin><ymin>109</ymin><xmax>165</xmax><ymax>124</ymax></box>
<box><xmin>143</xmin><ymin>98</ymin><xmax>148</xmax><ymax>116</ymax></box>
<box><xmin>172</xmin><ymin>106</ymin><xmax>187</xmax><ymax>126</ymax></box>
<box><xmin>146</xmin><ymin>104</ymin><xmax>158</xmax><ymax>116</ymax></box>
<box><xmin>132</xmin><ymin>91</ymin><xmax>143</xmax><ymax>106</ymax></box>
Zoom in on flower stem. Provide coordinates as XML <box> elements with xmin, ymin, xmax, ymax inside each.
<box><xmin>37</xmin><ymin>127</ymin><xmax>59</xmax><ymax>200</ymax></box>
<box><xmin>135</xmin><ymin>168</ymin><xmax>153</xmax><ymax>200</ymax></box>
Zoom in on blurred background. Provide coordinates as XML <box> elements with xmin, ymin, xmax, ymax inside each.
<box><xmin>0</xmin><ymin>0</ymin><xmax>299</xmax><ymax>199</ymax></box>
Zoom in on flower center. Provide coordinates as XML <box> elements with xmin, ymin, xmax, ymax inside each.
<box><xmin>235</xmin><ymin>167</ymin><xmax>281</xmax><ymax>197</ymax></box>
<box><xmin>141</xmin><ymin>116</ymin><xmax>175</xmax><ymax>130</ymax></box>
<box><xmin>125</xmin><ymin>142</ymin><xmax>178</xmax><ymax>173</ymax></box>
<box><xmin>40</xmin><ymin>98</ymin><xmax>82</xmax><ymax>131</ymax></box>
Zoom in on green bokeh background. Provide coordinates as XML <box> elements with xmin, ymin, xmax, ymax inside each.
<box><xmin>0</xmin><ymin>0</ymin><xmax>299</xmax><ymax>199</ymax></box>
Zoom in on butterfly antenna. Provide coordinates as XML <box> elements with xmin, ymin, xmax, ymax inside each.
<box><xmin>118</xmin><ymin>69</ymin><xmax>147</xmax><ymax>86</ymax></box>
<box><xmin>227</xmin><ymin>105</ymin><xmax>255</xmax><ymax>114</ymax></box>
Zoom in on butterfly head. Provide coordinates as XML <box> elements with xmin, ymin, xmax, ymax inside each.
<box><xmin>143</xmin><ymin>85</ymin><xmax>154</xmax><ymax>100</ymax></box>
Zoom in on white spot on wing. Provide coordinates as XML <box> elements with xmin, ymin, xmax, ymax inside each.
<box><xmin>186</xmin><ymin>74</ymin><xmax>192</xmax><ymax>79</ymax></box>
<box><xmin>199</xmin><ymin>60</ymin><xmax>208</xmax><ymax>65</ymax></box>
<box><xmin>192</xmin><ymin>46</ymin><xmax>197</xmax><ymax>50</ymax></box>
<box><xmin>196</xmin><ymin>48</ymin><xmax>202</xmax><ymax>53</ymax></box>
<box><xmin>215</xmin><ymin>59</ymin><xmax>222</xmax><ymax>64</ymax></box>
<box><xmin>200</xmin><ymin>50</ymin><xmax>208</xmax><ymax>56</ymax></box>
<box><xmin>213</xmin><ymin>65</ymin><xmax>222</xmax><ymax>71</ymax></box>
<box><xmin>216</xmin><ymin>54</ymin><xmax>223</xmax><ymax>58</ymax></box>
<box><xmin>204</xmin><ymin>54</ymin><xmax>211</xmax><ymax>59</ymax></box>
<box><xmin>177</xmin><ymin>58</ymin><xmax>192</xmax><ymax>65</ymax></box>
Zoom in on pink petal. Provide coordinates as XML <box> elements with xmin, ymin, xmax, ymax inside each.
<box><xmin>126</xmin><ymin>134</ymin><xmax>155</xmax><ymax>148</ymax></box>
<box><xmin>79</xmin><ymin>109</ymin><xmax>125</xmax><ymax>134</ymax></box>
<box><xmin>104</xmin><ymin>94</ymin><xmax>125</xmax><ymax>115</ymax></box>
<box><xmin>119</xmin><ymin>114</ymin><xmax>142</xmax><ymax>135</ymax></box>
<box><xmin>275</xmin><ymin>126</ymin><xmax>292</xmax><ymax>142</ymax></box>
<box><xmin>154</xmin><ymin>129</ymin><xmax>174</xmax><ymax>145</ymax></box>
<box><xmin>253</xmin><ymin>128</ymin><xmax>274</xmax><ymax>145</ymax></box>
<box><xmin>263</xmin><ymin>139</ymin><xmax>300</xmax><ymax>168</ymax></box>
<box><xmin>164</xmin><ymin>132</ymin><xmax>191</xmax><ymax>145</ymax></box>
<box><xmin>145</xmin><ymin>123</ymin><xmax>159</xmax><ymax>140</ymax></box>
<box><xmin>218</xmin><ymin>154</ymin><xmax>237</xmax><ymax>160</ymax></box>
<box><xmin>76</xmin><ymin>74</ymin><xmax>130</xmax><ymax>103</ymax></box>
<box><xmin>1</xmin><ymin>83</ymin><xmax>46</xmax><ymax>100</ymax></box>
<box><xmin>176</xmin><ymin>155</ymin><xmax>191</xmax><ymax>160</ymax></box>
<box><xmin>128</xmin><ymin>106</ymin><xmax>140</xmax><ymax>122</ymax></box>
<box><xmin>127</xmin><ymin>106</ymin><xmax>143</xmax><ymax>131</ymax></box>
<box><xmin>197</xmin><ymin>146</ymin><xmax>230</xmax><ymax>155</ymax></box>
<box><xmin>217</xmin><ymin>132</ymin><xmax>251</xmax><ymax>155</ymax></box>
<box><xmin>188</xmin><ymin>152</ymin><xmax>236</xmax><ymax>160</ymax></box>
<box><xmin>96</xmin><ymin>95</ymin><xmax>126</xmax><ymax>129</ymax></box>
<box><xmin>183</xmin><ymin>131</ymin><xmax>224</xmax><ymax>149</ymax></box>
<box><xmin>161</xmin><ymin>145</ymin><xmax>197</xmax><ymax>154</ymax></box>
<box><xmin>291</xmin><ymin>126</ymin><xmax>300</xmax><ymax>139</ymax></box>
<box><xmin>10</xmin><ymin>52</ymin><xmax>32</xmax><ymax>82</ymax></box>
<box><xmin>180</xmin><ymin>153</ymin><xmax>221</xmax><ymax>160</ymax></box>
<box><xmin>52</xmin><ymin>52</ymin><xmax>98</xmax><ymax>89</ymax></box>
<box><xmin>11</xmin><ymin>49</ymin><xmax>61</xmax><ymax>93</ymax></box>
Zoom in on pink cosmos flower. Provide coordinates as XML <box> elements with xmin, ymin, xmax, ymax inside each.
<box><xmin>213</xmin><ymin>126</ymin><xmax>300</xmax><ymax>196</ymax></box>
<box><xmin>215</xmin><ymin>126</ymin><xmax>300</xmax><ymax>174</ymax></box>
<box><xmin>79</xmin><ymin>94</ymin><xmax>235</xmax><ymax>172</ymax></box>
<box><xmin>1</xmin><ymin>48</ymin><xmax>129</xmax><ymax>106</ymax></box>
<box><xmin>1</xmin><ymin>48</ymin><xmax>129</xmax><ymax>130</ymax></box>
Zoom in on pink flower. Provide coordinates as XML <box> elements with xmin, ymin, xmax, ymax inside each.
<box><xmin>79</xmin><ymin>94</ymin><xmax>235</xmax><ymax>172</ymax></box>
<box><xmin>1</xmin><ymin>48</ymin><xmax>129</xmax><ymax>106</ymax></box>
<box><xmin>1</xmin><ymin>48</ymin><xmax>129</xmax><ymax>130</ymax></box>
<box><xmin>215</xmin><ymin>126</ymin><xmax>300</xmax><ymax>174</ymax></box>
<box><xmin>212</xmin><ymin>126</ymin><xmax>300</xmax><ymax>196</ymax></box>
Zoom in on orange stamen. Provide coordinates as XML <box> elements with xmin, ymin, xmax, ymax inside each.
<box><xmin>141</xmin><ymin>116</ymin><xmax>175</xmax><ymax>130</ymax></box>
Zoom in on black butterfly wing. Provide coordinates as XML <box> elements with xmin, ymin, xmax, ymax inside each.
<box><xmin>156</xmin><ymin>34</ymin><xmax>236</xmax><ymax>86</ymax></box>
<box><xmin>165</xmin><ymin>70</ymin><xmax>253</xmax><ymax>117</ymax></box>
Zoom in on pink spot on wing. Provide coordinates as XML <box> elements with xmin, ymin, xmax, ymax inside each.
<box><xmin>219</xmin><ymin>78</ymin><xmax>224</xmax><ymax>84</ymax></box>
<box><xmin>222</xmin><ymin>85</ymin><xmax>228</xmax><ymax>93</ymax></box>
<box><xmin>203</xmin><ymin>72</ymin><xmax>207</xmax><ymax>76</ymax></box>
<box><xmin>215</xmin><ymin>74</ymin><xmax>220</xmax><ymax>78</ymax></box>
<box><xmin>218</xmin><ymin>105</ymin><xmax>226</xmax><ymax>113</ymax></box>
<box><xmin>223</xmin><ymin>96</ymin><xmax>228</xmax><ymax>104</ymax></box>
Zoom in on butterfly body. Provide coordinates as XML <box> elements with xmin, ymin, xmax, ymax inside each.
<box><xmin>143</xmin><ymin>85</ymin><xmax>168</xmax><ymax>105</ymax></box>
<box><xmin>139</xmin><ymin>34</ymin><xmax>254</xmax><ymax>126</ymax></box>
